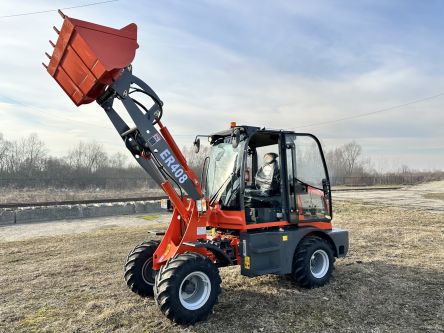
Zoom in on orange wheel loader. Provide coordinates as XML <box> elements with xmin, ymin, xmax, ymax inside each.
<box><xmin>44</xmin><ymin>12</ymin><xmax>348</xmax><ymax>324</ymax></box>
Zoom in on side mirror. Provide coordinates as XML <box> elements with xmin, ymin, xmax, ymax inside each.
<box><xmin>232</xmin><ymin>128</ymin><xmax>240</xmax><ymax>148</ymax></box>
<box><xmin>193</xmin><ymin>138</ymin><xmax>200</xmax><ymax>153</ymax></box>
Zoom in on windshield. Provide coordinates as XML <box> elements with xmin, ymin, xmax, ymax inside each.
<box><xmin>205</xmin><ymin>139</ymin><xmax>244</xmax><ymax>202</ymax></box>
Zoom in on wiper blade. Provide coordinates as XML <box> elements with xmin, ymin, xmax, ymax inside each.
<box><xmin>209</xmin><ymin>155</ymin><xmax>238</xmax><ymax>206</ymax></box>
<box><xmin>209</xmin><ymin>173</ymin><xmax>233</xmax><ymax>205</ymax></box>
<box><xmin>295</xmin><ymin>177</ymin><xmax>324</xmax><ymax>192</ymax></box>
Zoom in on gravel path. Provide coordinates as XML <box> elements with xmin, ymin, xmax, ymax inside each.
<box><xmin>334</xmin><ymin>180</ymin><xmax>444</xmax><ymax>213</ymax></box>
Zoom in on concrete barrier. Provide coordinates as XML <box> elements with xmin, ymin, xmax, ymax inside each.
<box><xmin>15</xmin><ymin>205</ymin><xmax>82</xmax><ymax>223</ymax></box>
<box><xmin>0</xmin><ymin>200</ymin><xmax>164</xmax><ymax>225</ymax></box>
<box><xmin>135</xmin><ymin>201</ymin><xmax>161</xmax><ymax>213</ymax></box>
<box><xmin>81</xmin><ymin>203</ymin><xmax>134</xmax><ymax>218</ymax></box>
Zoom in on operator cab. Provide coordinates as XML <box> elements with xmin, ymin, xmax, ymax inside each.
<box><xmin>201</xmin><ymin>126</ymin><xmax>332</xmax><ymax>225</ymax></box>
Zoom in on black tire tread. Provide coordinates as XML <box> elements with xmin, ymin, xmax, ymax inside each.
<box><xmin>124</xmin><ymin>240</ymin><xmax>160</xmax><ymax>297</ymax></box>
<box><xmin>290</xmin><ymin>236</ymin><xmax>334</xmax><ymax>289</ymax></box>
<box><xmin>154</xmin><ymin>252</ymin><xmax>221</xmax><ymax>324</ymax></box>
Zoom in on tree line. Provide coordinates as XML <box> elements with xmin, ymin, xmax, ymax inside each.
<box><xmin>324</xmin><ymin>141</ymin><xmax>443</xmax><ymax>186</ymax></box>
<box><xmin>0</xmin><ymin>133</ymin><xmax>153</xmax><ymax>189</ymax></box>
<box><xmin>0</xmin><ymin>133</ymin><xmax>442</xmax><ymax>190</ymax></box>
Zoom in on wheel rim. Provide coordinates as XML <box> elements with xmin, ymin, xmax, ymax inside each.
<box><xmin>179</xmin><ymin>271</ymin><xmax>212</xmax><ymax>310</ymax></box>
<box><xmin>310</xmin><ymin>249</ymin><xmax>329</xmax><ymax>279</ymax></box>
<box><xmin>141</xmin><ymin>259</ymin><xmax>154</xmax><ymax>285</ymax></box>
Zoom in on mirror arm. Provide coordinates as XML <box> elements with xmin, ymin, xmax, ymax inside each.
<box><xmin>322</xmin><ymin>178</ymin><xmax>330</xmax><ymax>196</ymax></box>
<box><xmin>193</xmin><ymin>134</ymin><xmax>210</xmax><ymax>153</ymax></box>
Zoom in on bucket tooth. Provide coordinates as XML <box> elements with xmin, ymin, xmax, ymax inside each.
<box><xmin>45</xmin><ymin>52</ymin><xmax>51</xmax><ymax>59</ymax></box>
<box><xmin>42</xmin><ymin>62</ymin><xmax>48</xmax><ymax>69</ymax></box>
<box><xmin>53</xmin><ymin>26</ymin><xmax>60</xmax><ymax>34</ymax></box>
<box><xmin>58</xmin><ymin>10</ymin><xmax>66</xmax><ymax>18</ymax></box>
<box><xmin>49</xmin><ymin>40</ymin><xmax>55</xmax><ymax>47</ymax></box>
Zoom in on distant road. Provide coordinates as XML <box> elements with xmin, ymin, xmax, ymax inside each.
<box><xmin>334</xmin><ymin>181</ymin><xmax>444</xmax><ymax>213</ymax></box>
<box><xmin>0</xmin><ymin>187</ymin><xmax>404</xmax><ymax>208</ymax></box>
<box><xmin>333</xmin><ymin>186</ymin><xmax>403</xmax><ymax>192</ymax></box>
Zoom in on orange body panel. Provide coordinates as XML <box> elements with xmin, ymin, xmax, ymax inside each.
<box><xmin>153</xmin><ymin>199</ymin><xmax>210</xmax><ymax>269</ymax></box>
<box><xmin>152</xmin><ymin>198</ymin><xmax>332</xmax><ymax>269</ymax></box>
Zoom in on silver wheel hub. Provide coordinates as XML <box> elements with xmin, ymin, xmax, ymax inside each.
<box><xmin>310</xmin><ymin>249</ymin><xmax>329</xmax><ymax>279</ymax></box>
<box><xmin>179</xmin><ymin>271</ymin><xmax>211</xmax><ymax>310</ymax></box>
<box><xmin>141</xmin><ymin>259</ymin><xmax>154</xmax><ymax>285</ymax></box>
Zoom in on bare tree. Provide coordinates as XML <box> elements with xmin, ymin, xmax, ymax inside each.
<box><xmin>0</xmin><ymin>133</ymin><xmax>442</xmax><ymax>190</ymax></box>
<box><xmin>109</xmin><ymin>152</ymin><xmax>128</xmax><ymax>169</ymax></box>
<box><xmin>342</xmin><ymin>141</ymin><xmax>362</xmax><ymax>176</ymax></box>
<box><xmin>6</xmin><ymin>139</ymin><xmax>24</xmax><ymax>174</ymax></box>
<box><xmin>0</xmin><ymin>133</ymin><xmax>10</xmax><ymax>175</ymax></box>
<box><xmin>67</xmin><ymin>141</ymin><xmax>107</xmax><ymax>172</ymax></box>
<box><xmin>325</xmin><ymin>141</ymin><xmax>363</xmax><ymax>185</ymax></box>
<box><xmin>325</xmin><ymin>147</ymin><xmax>346</xmax><ymax>183</ymax></box>
<box><xmin>400</xmin><ymin>165</ymin><xmax>410</xmax><ymax>174</ymax></box>
<box><xmin>182</xmin><ymin>145</ymin><xmax>211</xmax><ymax>176</ymax></box>
<box><xmin>22</xmin><ymin>133</ymin><xmax>47</xmax><ymax>176</ymax></box>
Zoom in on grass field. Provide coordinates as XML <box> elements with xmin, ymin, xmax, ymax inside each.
<box><xmin>423</xmin><ymin>193</ymin><xmax>444</xmax><ymax>201</ymax></box>
<box><xmin>0</xmin><ymin>187</ymin><xmax>164</xmax><ymax>204</ymax></box>
<box><xmin>1</xmin><ymin>201</ymin><xmax>443</xmax><ymax>333</ymax></box>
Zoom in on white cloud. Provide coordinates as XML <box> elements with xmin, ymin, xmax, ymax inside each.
<box><xmin>0</xmin><ymin>0</ymin><xmax>442</xmax><ymax>171</ymax></box>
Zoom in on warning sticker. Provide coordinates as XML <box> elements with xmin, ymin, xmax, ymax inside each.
<box><xmin>244</xmin><ymin>256</ymin><xmax>250</xmax><ymax>269</ymax></box>
<box><xmin>149</xmin><ymin>133</ymin><xmax>162</xmax><ymax>146</ymax></box>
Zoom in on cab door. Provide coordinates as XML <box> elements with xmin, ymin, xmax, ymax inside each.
<box><xmin>285</xmin><ymin>134</ymin><xmax>332</xmax><ymax>223</ymax></box>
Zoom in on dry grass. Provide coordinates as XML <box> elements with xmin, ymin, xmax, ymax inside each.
<box><xmin>423</xmin><ymin>193</ymin><xmax>444</xmax><ymax>201</ymax></box>
<box><xmin>0</xmin><ymin>201</ymin><xmax>443</xmax><ymax>333</ymax></box>
<box><xmin>0</xmin><ymin>187</ymin><xmax>164</xmax><ymax>204</ymax></box>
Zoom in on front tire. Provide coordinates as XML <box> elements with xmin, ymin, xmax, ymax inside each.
<box><xmin>290</xmin><ymin>236</ymin><xmax>334</xmax><ymax>288</ymax></box>
<box><xmin>154</xmin><ymin>252</ymin><xmax>221</xmax><ymax>324</ymax></box>
<box><xmin>124</xmin><ymin>240</ymin><xmax>159</xmax><ymax>297</ymax></box>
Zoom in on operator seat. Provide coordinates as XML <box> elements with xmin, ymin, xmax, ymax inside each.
<box><xmin>244</xmin><ymin>153</ymin><xmax>281</xmax><ymax>207</ymax></box>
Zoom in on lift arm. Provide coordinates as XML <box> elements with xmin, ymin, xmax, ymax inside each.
<box><xmin>97</xmin><ymin>66</ymin><xmax>203</xmax><ymax>220</ymax></box>
<box><xmin>44</xmin><ymin>13</ymin><xmax>202</xmax><ymax>220</ymax></box>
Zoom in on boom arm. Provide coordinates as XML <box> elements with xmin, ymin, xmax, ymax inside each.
<box><xmin>43</xmin><ymin>12</ymin><xmax>202</xmax><ymax>205</ymax></box>
<box><xmin>44</xmin><ymin>13</ymin><xmax>211</xmax><ymax>269</ymax></box>
<box><xmin>97</xmin><ymin>66</ymin><xmax>203</xmax><ymax>202</ymax></box>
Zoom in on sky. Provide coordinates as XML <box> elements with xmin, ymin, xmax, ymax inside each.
<box><xmin>0</xmin><ymin>0</ymin><xmax>443</xmax><ymax>171</ymax></box>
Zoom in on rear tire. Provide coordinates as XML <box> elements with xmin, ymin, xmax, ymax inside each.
<box><xmin>124</xmin><ymin>240</ymin><xmax>159</xmax><ymax>297</ymax></box>
<box><xmin>154</xmin><ymin>252</ymin><xmax>221</xmax><ymax>324</ymax></box>
<box><xmin>290</xmin><ymin>236</ymin><xmax>334</xmax><ymax>288</ymax></box>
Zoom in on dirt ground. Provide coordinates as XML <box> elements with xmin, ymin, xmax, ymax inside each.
<box><xmin>1</xmin><ymin>200</ymin><xmax>443</xmax><ymax>332</ymax></box>
<box><xmin>0</xmin><ymin>187</ymin><xmax>164</xmax><ymax>204</ymax></box>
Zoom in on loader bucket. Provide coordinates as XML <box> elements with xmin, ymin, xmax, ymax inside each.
<box><xmin>45</xmin><ymin>12</ymin><xmax>138</xmax><ymax>106</ymax></box>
